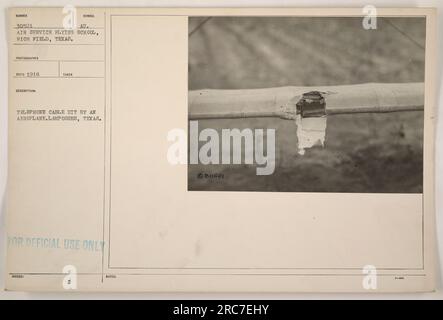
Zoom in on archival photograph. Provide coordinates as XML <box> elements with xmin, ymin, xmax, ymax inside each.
<box><xmin>188</xmin><ymin>16</ymin><xmax>425</xmax><ymax>193</ymax></box>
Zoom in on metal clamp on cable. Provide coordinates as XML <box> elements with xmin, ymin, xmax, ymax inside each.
<box><xmin>295</xmin><ymin>91</ymin><xmax>326</xmax><ymax>118</ymax></box>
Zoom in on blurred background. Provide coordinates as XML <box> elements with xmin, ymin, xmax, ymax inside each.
<box><xmin>188</xmin><ymin>17</ymin><xmax>425</xmax><ymax>193</ymax></box>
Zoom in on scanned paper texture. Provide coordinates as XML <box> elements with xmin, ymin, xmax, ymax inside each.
<box><xmin>6</xmin><ymin>7</ymin><xmax>437</xmax><ymax>292</ymax></box>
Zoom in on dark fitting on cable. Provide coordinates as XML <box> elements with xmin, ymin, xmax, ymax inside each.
<box><xmin>296</xmin><ymin>91</ymin><xmax>326</xmax><ymax>118</ymax></box>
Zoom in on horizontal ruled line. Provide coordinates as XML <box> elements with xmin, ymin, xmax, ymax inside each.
<box><xmin>13</xmin><ymin>27</ymin><xmax>105</xmax><ymax>29</ymax></box>
<box><xmin>14</xmin><ymin>60</ymin><xmax>104</xmax><ymax>62</ymax></box>
<box><xmin>13</xmin><ymin>43</ymin><xmax>104</xmax><ymax>46</ymax></box>
<box><xmin>13</xmin><ymin>76</ymin><xmax>104</xmax><ymax>79</ymax></box>
<box><xmin>9</xmin><ymin>272</ymin><xmax>427</xmax><ymax>277</ymax></box>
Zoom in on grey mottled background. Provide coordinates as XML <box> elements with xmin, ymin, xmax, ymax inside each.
<box><xmin>188</xmin><ymin>17</ymin><xmax>425</xmax><ymax>192</ymax></box>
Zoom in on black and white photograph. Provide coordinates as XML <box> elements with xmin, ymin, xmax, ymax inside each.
<box><xmin>1</xmin><ymin>4</ymin><xmax>440</xmax><ymax>299</ymax></box>
<box><xmin>188</xmin><ymin>16</ymin><xmax>425</xmax><ymax>193</ymax></box>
